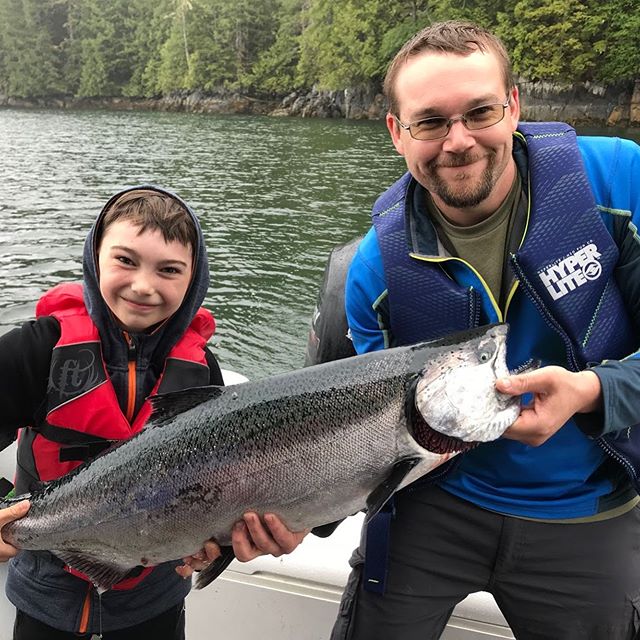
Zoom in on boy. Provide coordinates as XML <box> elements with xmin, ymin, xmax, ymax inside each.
<box><xmin>0</xmin><ymin>186</ymin><xmax>224</xmax><ymax>638</ymax></box>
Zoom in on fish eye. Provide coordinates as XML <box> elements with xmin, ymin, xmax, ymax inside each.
<box><xmin>479</xmin><ymin>351</ymin><xmax>491</xmax><ymax>363</ymax></box>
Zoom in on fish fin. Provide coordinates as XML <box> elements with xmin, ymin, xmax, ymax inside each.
<box><xmin>148</xmin><ymin>386</ymin><xmax>225</xmax><ymax>426</ymax></box>
<box><xmin>53</xmin><ymin>551</ymin><xmax>133</xmax><ymax>593</ymax></box>
<box><xmin>364</xmin><ymin>457</ymin><xmax>422</xmax><ymax>524</ymax></box>
<box><xmin>0</xmin><ymin>492</ymin><xmax>31</xmax><ymax>509</ymax></box>
<box><xmin>195</xmin><ymin>546</ymin><xmax>235</xmax><ymax>590</ymax></box>
<box><xmin>29</xmin><ymin>479</ymin><xmax>48</xmax><ymax>494</ymax></box>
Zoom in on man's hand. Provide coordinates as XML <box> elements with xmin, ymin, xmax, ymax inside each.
<box><xmin>176</xmin><ymin>512</ymin><xmax>310</xmax><ymax>579</ymax></box>
<box><xmin>0</xmin><ymin>500</ymin><xmax>29</xmax><ymax>562</ymax></box>
<box><xmin>496</xmin><ymin>366</ymin><xmax>602</xmax><ymax>447</ymax></box>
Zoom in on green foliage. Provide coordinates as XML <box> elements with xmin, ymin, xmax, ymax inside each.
<box><xmin>498</xmin><ymin>0</ymin><xmax>601</xmax><ymax>81</ymax></box>
<box><xmin>248</xmin><ymin>0</ymin><xmax>303</xmax><ymax>93</ymax></box>
<box><xmin>0</xmin><ymin>0</ymin><xmax>65</xmax><ymax>97</ymax></box>
<box><xmin>122</xmin><ymin>0</ymin><xmax>173</xmax><ymax>97</ymax></box>
<box><xmin>0</xmin><ymin>0</ymin><xmax>635</xmax><ymax>98</ymax></box>
<box><xmin>297</xmin><ymin>0</ymin><xmax>393</xmax><ymax>90</ymax></box>
<box><xmin>584</xmin><ymin>0</ymin><xmax>640</xmax><ymax>83</ymax></box>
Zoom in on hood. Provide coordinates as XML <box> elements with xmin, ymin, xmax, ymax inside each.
<box><xmin>82</xmin><ymin>185</ymin><xmax>210</xmax><ymax>370</ymax></box>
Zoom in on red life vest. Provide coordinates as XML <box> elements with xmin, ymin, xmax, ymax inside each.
<box><xmin>17</xmin><ymin>282</ymin><xmax>215</xmax><ymax>589</ymax></box>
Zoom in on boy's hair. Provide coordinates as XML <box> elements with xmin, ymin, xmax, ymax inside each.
<box><xmin>384</xmin><ymin>20</ymin><xmax>514</xmax><ymax>116</ymax></box>
<box><xmin>99</xmin><ymin>189</ymin><xmax>197</xmax><ymax>255</ymax></box>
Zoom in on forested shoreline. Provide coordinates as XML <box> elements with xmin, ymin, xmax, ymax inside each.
<box><xmin>0</xmin><ymin>0</ymin><xmax>638</xmax><ymax>125</ymax></box>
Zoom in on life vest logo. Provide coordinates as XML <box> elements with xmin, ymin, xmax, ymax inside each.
<box><xmin>538</xmin><ymin>243</ymin><xmax>602</xmax><ymax>301</ymax></box>
<box><xmin>48</xmin><ymin>346</ymin><xmax>103</xmax><ymax>400</ymax></box>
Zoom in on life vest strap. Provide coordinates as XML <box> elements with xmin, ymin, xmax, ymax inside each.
<box><xmin>363</xmin><ymin>500</ymin><xmax>395</xmax><ymax>594</ymax></box>
<box><xmin>58</xmin><ymin>441</ymin><xmax>116</xmax><ymax>462</ymax></box>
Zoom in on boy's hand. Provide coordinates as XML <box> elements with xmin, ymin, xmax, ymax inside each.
<box><xmin>175</xmin><ymin>512</ymin><xmax>309</xmax><ymax>578</ymax></box>
<box><xmin>232</xmin><ymin>512</ymin><xmax>310</xmax><ymax>562</ymax></box>
<box><xmin>0</xmin><ymin>500</ymin><xmax>30</xmax><ymax>562</ymax></box>
<box><xmin>176</xmin><ymin>539</ymin><xmax>221</xmax><ymax>578</ymax></box>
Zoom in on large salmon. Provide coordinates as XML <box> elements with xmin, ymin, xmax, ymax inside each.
<box><xmin>1</xmin><ymin>323</ymin><xmax>527</xmax><ymax>591</ymax></box>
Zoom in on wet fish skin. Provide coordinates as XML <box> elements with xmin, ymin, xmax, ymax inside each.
<box><xmin>1</xmin><ymin>323</ymin><xmax>520</xmax><ymax>591</ymax></box>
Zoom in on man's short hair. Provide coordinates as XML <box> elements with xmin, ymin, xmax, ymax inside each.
<box><xmin>384</xmin><ymin>21</ymin><xmax>514</xmax><ymax>116</ymax></box>
<box><xmin>99</xmin><ymin>189</ymin><xmax>197</xmax><ymax>255</ymax></box>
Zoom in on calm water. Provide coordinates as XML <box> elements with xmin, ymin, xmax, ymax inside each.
<box><xmin>0</xmin><ymin>108</ymin><xmax>406</xmax><ymax>378</ymax></box>
<box><xmin>0</xmin><ymin>108</ymin><xmax>637</xmax><ymax>379</ymax></box>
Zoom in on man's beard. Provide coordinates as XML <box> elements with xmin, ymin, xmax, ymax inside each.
<box><xmin>426</xmin><ymin>151</ymin><xmax>497</xmax><ymax>209</ymax></box>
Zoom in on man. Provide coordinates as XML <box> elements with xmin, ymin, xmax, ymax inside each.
<box><xmin>329</xmin><ymin>20</ymin><xmax>640</xmax><ymax>640</ymax></box>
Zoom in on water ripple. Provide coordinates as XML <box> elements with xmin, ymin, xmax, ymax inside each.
<box><xmin>0</xmin><ymin>108</ymin><xmax>405</xmax><ymax>378</ymax></box>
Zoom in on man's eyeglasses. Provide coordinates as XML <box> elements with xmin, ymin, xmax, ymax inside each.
<box><xmin>395</xmin><ymin>97</ymin><xmax>511</xmax><ymax>141</ymax></box>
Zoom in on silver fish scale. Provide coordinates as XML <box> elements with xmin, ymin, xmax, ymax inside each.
<box><xmin>4</xmin><ymin>345</ymin><xmax>421</xmax><ymax>566</ymax></box>
<box><xmin>2</xmin><ymin>325</ymin><xmax>511</xmax><ymax>579</ymax></box>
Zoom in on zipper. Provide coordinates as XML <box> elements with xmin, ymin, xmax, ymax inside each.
<box><xmin>511</xmin><ymin>254</ymin><xmax>639</xmax><ymax>478</ymax></box>
<box><xmin>78</xmin><ymin>583</ymin><xmax>92</xmax><ymax>633</ymax></box>
<box><xmin>468</xmin><ymin>287</ymin><xmax>481</xmax><ymax>328</ymax></box>
<box><xmin>410</xmin><ymin>253</ymin><xmax>502</xmax><ymax>323</ymax></box>
<box><xmin>123</xmin><ymin>331</ymin><xmax>137</xmax><ymax>423</ymax></box>
<box><xmin>509</xmin><ymin>254</ymin><xmax>581</xmax><ymax>372</ymax></box>
<box><xmin>595</xmin><ymin>435</ymin><xmax>640</xmax><ymax>489</ymax></box>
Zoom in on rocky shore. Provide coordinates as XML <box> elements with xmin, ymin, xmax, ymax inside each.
<box><xmin>1</xmin><ymin>78</ymin><xmax>638</xmax><ymax>127</ymax></box>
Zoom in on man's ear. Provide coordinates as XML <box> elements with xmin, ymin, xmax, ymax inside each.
<box><xmin>507</xmin><ymin>85</ymin><xmax>520</xmax><ymax>131</ymax></box>
<box><xmin>386</xmin><ymin>112</ymin><xmax>405</xmax><ymax>156</ymax></box>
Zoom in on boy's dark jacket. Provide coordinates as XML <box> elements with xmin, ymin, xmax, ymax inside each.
<box><xmin>1</xmin><ymin>186</ymin><xmax>223</xmax><ymax>632</ymax></box>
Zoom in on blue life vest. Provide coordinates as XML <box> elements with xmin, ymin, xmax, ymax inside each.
<box><xmin>364</xmin><ymin>122</ymin><xmax>640</xmax><ymax>593</ymax></box>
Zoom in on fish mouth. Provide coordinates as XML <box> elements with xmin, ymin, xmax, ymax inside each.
<box><xmin>410</xmin><ymin>411</ymin><xmax>479</xmax><ymax>455</ymax></box>
<box><xmin>411</xmin><ymin>399</ymin><xmax>520</xmax><ymax>454</ymax></box>
<box><xmin>410</xmin><ymin>357</ymin><xmax>540</xmax><ymax>453</ymax></box>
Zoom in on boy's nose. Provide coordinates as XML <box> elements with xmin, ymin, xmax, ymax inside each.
<box><xmin>131</xmin><ymin>274</ymin><xmax>155</xmax><ymax>296</ymax></box>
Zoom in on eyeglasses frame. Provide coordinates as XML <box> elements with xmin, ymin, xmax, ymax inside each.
<box><xmin>394</xmin><ymin>96</ymin><xmax>512</xmax><ymax>141</ymax></box>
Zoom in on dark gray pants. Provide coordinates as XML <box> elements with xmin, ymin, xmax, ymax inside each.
<box><xmin>13</xmin><ymin>603</ymin><xmax>185</xmax><ymax>640</ymax></box>
<box><xmin>332</xmin><ymin>485</ymin><xmax>640</xmax><ymax>640</ymax></box>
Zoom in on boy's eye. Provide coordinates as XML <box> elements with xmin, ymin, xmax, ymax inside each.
<box><xmin>116</xmin><ymin>256</ymin><xmax>134</xmax><ymax>265</ymax></box>
<box><xmin>161</xmin><ymin>266</ymin><xmax>182</xmax><ymax>275</ymax></box>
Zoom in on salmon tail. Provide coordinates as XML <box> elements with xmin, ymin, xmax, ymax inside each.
<box><xmin>194</xmin><ymin>546</ymin><xmax>235</xmax><ymax>590</ymax></box>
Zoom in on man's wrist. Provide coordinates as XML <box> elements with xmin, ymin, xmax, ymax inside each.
<box><xmin>576</xmin><ymin>370</ymin><xmax>602</xmax><ymax>414</ymax></box>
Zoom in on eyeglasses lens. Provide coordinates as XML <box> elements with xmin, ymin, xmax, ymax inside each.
<box><xmin>410</xmin><ymin>103</ymin><xmax>507</xmax><ymax>140</ymax></box>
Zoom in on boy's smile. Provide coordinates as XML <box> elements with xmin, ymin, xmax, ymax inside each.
<box><xmin>97</xmin><ymin>220</ymin><xmax>193</xmax><ymax>333</ymax></box>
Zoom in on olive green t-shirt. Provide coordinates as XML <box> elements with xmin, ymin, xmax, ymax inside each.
<box><xmin>426</xmin><ymin>173</ymin><xmax>521</xmax><ymax>304</ymax></box>
<box><xmin>426</xmin><ymin>175</ymin><xmax>640</xmax><ymax>523</ymax></box>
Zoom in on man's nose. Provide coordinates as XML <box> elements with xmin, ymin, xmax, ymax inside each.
<box><xmin>441</xmin><ymin>119</ymin><xmax>475</xmax><ymax>153</ymax></box>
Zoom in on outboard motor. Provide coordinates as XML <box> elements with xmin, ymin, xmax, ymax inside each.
<box><xmin>304</xmin><ymin>236</ymin><xmax>361</xmax><ymax>367</ymax></box>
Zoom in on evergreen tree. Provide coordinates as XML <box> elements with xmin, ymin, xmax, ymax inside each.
<box><xmin>297</xmin><ymin>0</ymin><xmax>392</xmax><ymax>90</ymax></box>
<box><xmin>0</xmin><ymin>0</ymin><xmax>635</xmax><ymax>100</ymax></box>
<box><xmin>249</xmin><ymin>0</ymin><xmax>304</xmax><ymax>94</ymax></box>
<box><xmin>0</xmin><ymin>0</ymin><xmax>64</xmax><ymax>97</ymax></box>
<box><xmin>497</xmin><ymin>0</ymin><xmax>599</xmax><ymax>81</ymax></box>
<box><xmin>585</xmin><ymin>0</ymin><xmax>640</xmax><ymax>83</ymax></box>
